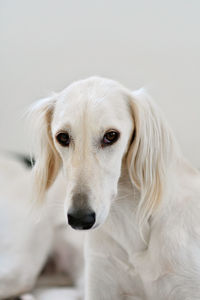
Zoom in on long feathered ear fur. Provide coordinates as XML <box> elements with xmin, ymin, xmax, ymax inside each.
<box><xmin>127</xmin><ymin>89</ymin><xmax>177</xmax><ymax>228</ymax></box>
<box><xmin>28</xmin><ymin>96</ymin><xmax>61</xmax><ymax>202</ymax></box>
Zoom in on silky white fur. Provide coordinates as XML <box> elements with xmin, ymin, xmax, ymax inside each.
<box><xmin>0</xmin><ymin>156</ymin><xmax>84</xmax><ymax>299</ymax></box>
<box><xmin>30</xmin><ymin>76</ymin><xmax>200</xmax><ymax>300</ymax></box>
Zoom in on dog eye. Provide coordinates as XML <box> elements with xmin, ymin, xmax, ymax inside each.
<box><xmin>102</xmin><ymin>130</ymin><xmax>120</xmax><ymax>147</ymax></box>
<box><xmin>56</xmin><ymin>132</ymin><xmax>70</xmax><ymax>147</ymax></box>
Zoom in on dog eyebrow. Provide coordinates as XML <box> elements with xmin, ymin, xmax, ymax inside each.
<box><xmin>53</xmin><ymin>123</ymin><xmax>72</xmax><ymax>135</ymax></box>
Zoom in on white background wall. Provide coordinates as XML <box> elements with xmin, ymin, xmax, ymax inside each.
<box><xmin>0</xmin><ymin>0</ymin><xmax>200</xmax><ymax>166</ymax></box>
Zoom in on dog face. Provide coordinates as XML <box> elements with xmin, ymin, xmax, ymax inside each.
<box><xmin>51</xmin><ymin>79</ymin><xmax>134</xmax><ymax>229</ymax></box>
<box><xmin>30</xmin><ymin>77</ymin><xmax>171</xmax><ymax>230</ymax></box>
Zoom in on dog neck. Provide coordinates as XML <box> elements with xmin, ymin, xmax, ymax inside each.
<box><xmin>101</xmin><ymin>163</ymin><xmax>150</xmax><ymax>254</ymax></box>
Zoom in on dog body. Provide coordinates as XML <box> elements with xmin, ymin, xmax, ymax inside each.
<box><xmin>0</xmin><ymin>156</ymin><xmax>53</xmax><ymax>298</ymax></box>
<box><xmin>85</xmin><ymin>161</ymin><xmax>200</xmax><ymax>300</ymax></box>
<box><xmin>0</xmin><ymin>156</ymin><xmax>84</xmax><ymax>299</ymax></box>
<box><xmin>30</xmin><ymin>77</ymin><xmax>200</xmax><ymax>300</ymax></box>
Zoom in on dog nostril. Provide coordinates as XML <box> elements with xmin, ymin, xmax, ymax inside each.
<box><xmin>67</xmin><ymin>209</ymin><xmax>96</xmax><ymax>230</ymax></box>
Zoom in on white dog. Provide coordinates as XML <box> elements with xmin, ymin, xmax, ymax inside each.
<box><xmin>29</xmin><ymin>76</ymin><xmax>200</xmax><ymax>300</ymax></box>
<box><xmin>0</xmin><ymin>155</ymin><xmax>84</xmax><ymax>300</ymax></box>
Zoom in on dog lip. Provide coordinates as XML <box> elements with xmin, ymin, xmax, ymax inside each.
<box><xmin>92</xmin><ymin>223</ymin><xmax>100</xmax><ymax>229</ymax></box>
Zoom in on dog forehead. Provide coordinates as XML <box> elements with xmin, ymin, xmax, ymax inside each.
<box><xmin>53</xmin><ymin>78</ymin><xmax>131</xmax><ymax>129</ymax></box>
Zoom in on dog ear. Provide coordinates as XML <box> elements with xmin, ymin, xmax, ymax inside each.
<box><xmin>28</xmin><ymin>96</ymin><xmax>61</xmax><ymax>202</ymax></box>
<box><xmin>127</xmin><ymin>89</ymin><xmax>175</xmax><ymax>227</ymax></box>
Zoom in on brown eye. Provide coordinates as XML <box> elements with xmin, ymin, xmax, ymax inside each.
<box><xmin>56</xmin><ymin>132</ymin><xmax>70</xmax><ymax>147</ymax></box>
<box><xmin>102</xmin><ymin>130</ymin><xmax>120</xmax><ymax>147</ymax></box>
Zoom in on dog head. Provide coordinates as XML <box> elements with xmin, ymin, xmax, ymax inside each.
<box><xmin>30</xmin><ymin>77</ymin><xmax>173</xmax><ymax>230</ymax></box>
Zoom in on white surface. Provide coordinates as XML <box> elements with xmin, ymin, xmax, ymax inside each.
<box><xmin>0</xmin><ymin>0</ymin><xmax>200</xmax><ymax>166</ymax></box>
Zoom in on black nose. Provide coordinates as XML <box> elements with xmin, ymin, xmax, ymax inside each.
<box><xmin>67</xmin><ymin>208</ymin><xmax>96</xmax><ymax>230</ymax></box>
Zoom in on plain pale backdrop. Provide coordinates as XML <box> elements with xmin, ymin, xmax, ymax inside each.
<box><xmin>0</xmin><ymin>0</ymin><xmax>200</xmax><ymax>166</ymax></box>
